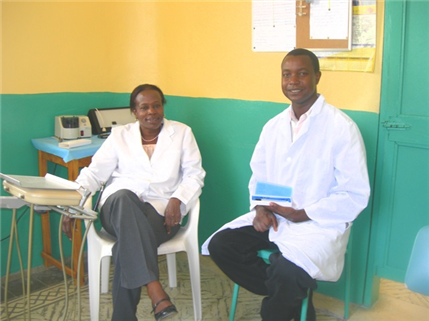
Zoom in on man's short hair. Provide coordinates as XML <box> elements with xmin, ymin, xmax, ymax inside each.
<box><xmin>286</xmin><ymin>48</ymin><xmax>320</xmax><ymax>73</ymax></box>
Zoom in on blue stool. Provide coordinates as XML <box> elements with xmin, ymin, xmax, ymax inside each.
<box><xmin>229</xmin><ymin>239</ymin><xmax>352</xmax><ymax>321</ymax></box>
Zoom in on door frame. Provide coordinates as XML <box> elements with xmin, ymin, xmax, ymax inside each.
<box><xmin>363</xmin><ymin>0</ymin><xmax>408</xmax><ymax>307</ymax></box>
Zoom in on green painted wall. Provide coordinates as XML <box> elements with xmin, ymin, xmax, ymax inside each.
<box><xmin>0</xmin><ymin>93</ymin><xmax>378</xmax><ymax>304</ymax></box>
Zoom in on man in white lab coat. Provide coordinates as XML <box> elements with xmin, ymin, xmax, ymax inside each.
<box><xmin>202</xmin><ymin>49</ymin><xmax>370</xmax><ymax>320</ymax></box>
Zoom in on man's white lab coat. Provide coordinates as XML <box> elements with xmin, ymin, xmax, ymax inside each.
<box><xmin>202</xmin><ymin>95</ymin><xmax>370</xmax><ymax>281</ymax></box>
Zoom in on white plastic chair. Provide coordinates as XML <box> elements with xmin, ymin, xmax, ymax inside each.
<box><xmin>85</xmin><ymin>199</ymin><xmax>202</xmax><ymax>321</ymax></box>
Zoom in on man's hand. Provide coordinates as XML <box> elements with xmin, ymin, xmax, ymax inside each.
<box><xmin>253</xmin><ymin>206</ymin><xmax>278</xmax><ymax>232</ymax></box>
<box><xmin>265</xmin><ymin>203</ymin><xmax>310</xmax><ymax>223</ymax></box>
<box><xmin>164</xmin><ymin>198</ymin><xmax>182</xmax><ymax>234</ymax></box>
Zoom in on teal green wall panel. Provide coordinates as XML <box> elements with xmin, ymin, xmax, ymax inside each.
<box><xmin>0</xmin><ymin>93</ymin><xmax>378</xmax><ymax>306</ymax></box>
<box><xmin>165</xmin><ymin>96</ymin><xmax>287</xmax><ymax>240</ymax></box>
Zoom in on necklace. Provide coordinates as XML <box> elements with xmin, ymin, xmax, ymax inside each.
<box><xmin>141</xmin><ymin>124</ymin><xmax>163</xmax><ymax>143</ymax></box>
<box><xmin>141</xmin><ymin>134</ymin><xmax>159</xmax><ymax>142</ymax></box>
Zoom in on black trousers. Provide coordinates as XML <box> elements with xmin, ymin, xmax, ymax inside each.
<box><xmin>208</xmin><ymin>226</ymin><xmax>317</xmax><ymax>321</ymax></box>
<box><xmin>100</xmin><ymin>189</ymin><xmax>180</xmax><ymax>321</ymax></box>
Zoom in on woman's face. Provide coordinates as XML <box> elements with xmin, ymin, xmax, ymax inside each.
<box><xmin>132</xmin><ymin>89</ymin><xmax>165</xmax><ymax>132</ymax></box>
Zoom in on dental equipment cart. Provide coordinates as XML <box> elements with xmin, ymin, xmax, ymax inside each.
<box><xmin>32</xmin><ymin>135</ymin><xmax>104</xmax><ymax>285</ymax></box>
<box><xmin>1</xmin><ymin>173</ymin><xmax>98</xmax><ymax>320</ymax></box>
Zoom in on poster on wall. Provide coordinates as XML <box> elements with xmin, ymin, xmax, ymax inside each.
<box><xmin>252</xmin><ymin>1</ymin><xmax>296</xmax><ymax>52</ymax></box>
<box><xmin>317</xmin><ymin>0</ymin><xmax>377</xmax><ymax>72</ymax></box>
<box><xmin>252</xmin><ymin>0</ymin><xmax>376</xmax><ymax>72</ymax></box>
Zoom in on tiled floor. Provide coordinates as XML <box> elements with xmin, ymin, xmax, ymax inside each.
<box><xmin>1</xmin><ymin>252</ymin><xmax>428</xmax><ymax>320</ymax></box>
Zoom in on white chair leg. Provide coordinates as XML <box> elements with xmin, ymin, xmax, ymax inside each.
<box><xmin>187</xmin><ymin>246</ymin><xmax>202</xmax><ymax>321</ymax></box>
<box><xmin>88</xmin><ymin>252</ymin><xmax>102</xmax><ymax>321</ymax></box>
<box><xmin>166</xmin><ymin>253</ymin><xmax>177</xmax><ymax>288</ymax></box>
<box><xmin>101</xmin><ymin>256</ymin><xmax>111</xmax><ymax>293</ymax></box>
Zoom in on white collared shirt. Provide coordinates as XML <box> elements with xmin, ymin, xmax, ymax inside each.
<box><xmin>290</xmin><ymin>107</ymin><xmax>313</xmax><ymax>142</ymax></box>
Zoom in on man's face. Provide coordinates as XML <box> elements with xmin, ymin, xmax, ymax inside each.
<box><xmin>281</xmin><ymin>55</ymin><xmax>321</xmax><ymax>110</ymax></box>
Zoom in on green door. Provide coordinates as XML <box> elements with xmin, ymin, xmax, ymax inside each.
<box><xmin>372</xmin><ymin>0</ymin><xmax>429</xmax><ymax>283</ymax></box>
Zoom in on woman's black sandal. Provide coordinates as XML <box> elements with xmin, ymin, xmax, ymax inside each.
<box><xmin>151</xmin><ymin>297</ymin><xmax>178</xmax><ymax>321</ymax></box>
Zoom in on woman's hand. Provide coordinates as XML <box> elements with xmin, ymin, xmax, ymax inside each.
<box><xmin>253</xmin><ymin>206</ymin><xmax>278</xmax><ymax>232</ymax></box>
<box><xmin>164</xmin><ymin>198</ymin><xmax>182</xmax><ymax>234</ymax></box>
<box><xmin>265</xmin><ymin>202</ymin><xmax>310</xmax><ymax>223</ymax></box>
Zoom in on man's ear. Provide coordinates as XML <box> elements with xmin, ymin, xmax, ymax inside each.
<box><xmin>315</xmin><ymin>71</ymin><xmax>322</xmax><ymax>85</ymax></box>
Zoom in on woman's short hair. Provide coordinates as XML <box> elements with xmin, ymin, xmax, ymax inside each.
<box><xmin>129</xmin><ymin>84</ymin><xmax>167</xmax><ymax>111</ymax></box>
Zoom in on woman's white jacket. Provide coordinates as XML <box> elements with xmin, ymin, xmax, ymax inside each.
<box><xmin>76</xmin><ymin>119</ymin><xmax>205</xmax><ymax>218</ymax></box>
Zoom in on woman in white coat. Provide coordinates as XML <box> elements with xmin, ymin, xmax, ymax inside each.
<box><xmin>70</xmin><ymin>84</ymin><xmax>205</xmax><ymax>321</ymax></box>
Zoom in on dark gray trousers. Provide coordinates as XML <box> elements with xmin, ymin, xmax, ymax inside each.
<box><xmin>100</xmin><ymin>189</ymin><xmax>179</xmax><ymax>321</ymax></box>
<box><xmin>208</xmin><ymin>226</ymin><xmax>317</xmax><ymax>321</ymax></box>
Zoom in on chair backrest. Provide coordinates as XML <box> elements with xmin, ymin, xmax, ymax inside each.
<box><xmin>405</xmin><ymin>225</ymin><xmax>429</xmax><ymax>295</ymax></box>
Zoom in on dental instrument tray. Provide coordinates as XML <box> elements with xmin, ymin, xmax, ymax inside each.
<box><xmin>0</xmin><ymin>173</ymin><xmax>78</xmax><ymax>190</ymax></box>
<box><xmin>1</xmin><ymin>173</ymin><xmax>97</xmax><ymax>220</ymax></box>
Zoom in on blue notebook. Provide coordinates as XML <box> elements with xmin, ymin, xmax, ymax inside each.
<box><xmin>252</xmin><ymin>181</ymin><xmax>292</xmax><ymax>206</ymax></box>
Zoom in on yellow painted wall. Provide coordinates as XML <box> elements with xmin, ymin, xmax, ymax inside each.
<box><xmin>1</xmin><ymin>1</ymin><xmax>160</xmax><ymax>93</ymax></box>
<box><xmin>1</xmin><ymin>1</ymin><xmax>384</xmax><ymax>113</ymax></box>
